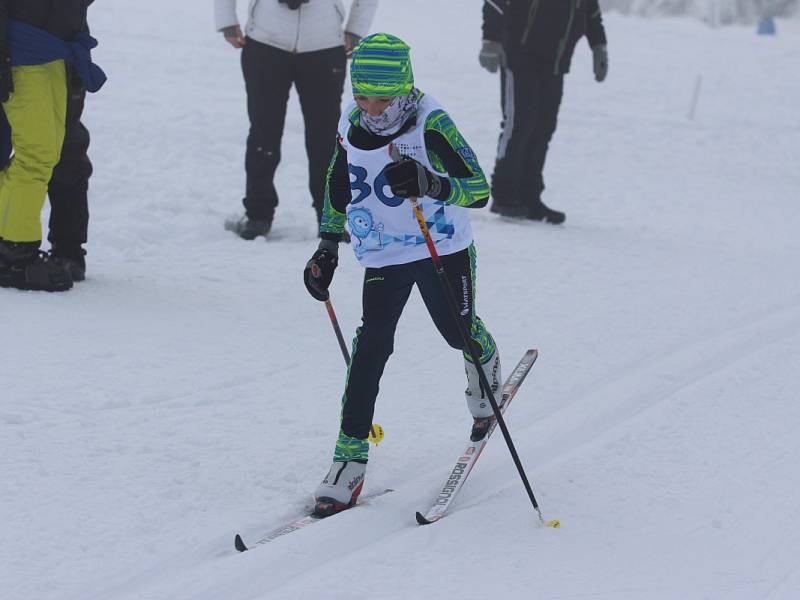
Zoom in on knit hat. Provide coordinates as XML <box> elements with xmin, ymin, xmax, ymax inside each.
<box><xmin>350</xmin><ymin>33</ymin><xmax>414</xmax><ymax>97</ymax></box>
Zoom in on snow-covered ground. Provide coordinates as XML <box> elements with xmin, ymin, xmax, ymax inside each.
<box><xmin>3</xmin><ymin>2</ymin><xmax>800</xmax><ymax>599</ymax></box>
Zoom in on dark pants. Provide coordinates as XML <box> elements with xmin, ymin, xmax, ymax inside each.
<box><xmin>341</xmin><ymin>247</ymin><xmax>491</xmax><ymax>439</ymax></box>
<box><xmin>48</xmin><ymin>69</ymin><xmax>91</xmax><ymax>258</ymax></box>
<box><xmin>491</xmin><ymin>63</ymin><xmax>564</xmax><ymax>209</ymax></box>
<box><xmin>241</xmin><ymin>39</ymin><xmax>346</xmax><ymax>222</ymax></box>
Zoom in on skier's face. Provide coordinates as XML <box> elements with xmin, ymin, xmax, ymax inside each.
<box><xmin>355</xmin><ymin>96</ymin><xmax>394</xmax><ymax>117</ymax></box>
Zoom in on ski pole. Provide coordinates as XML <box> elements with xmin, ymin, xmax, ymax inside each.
<box><xmin>390</xmin><ymin>146</ymin><xmax>546</xmax><ymax>524</ymax></box>
<box><xmin>324</xmin><ymin>298</ymin><xmax>350</xmax><ymax>366</ymax></box>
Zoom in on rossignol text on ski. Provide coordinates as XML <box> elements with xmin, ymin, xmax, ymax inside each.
<box><xmin>416</xmin><ymin>349</ymin><xmax>538</xmax><ymax>525</ymax></box>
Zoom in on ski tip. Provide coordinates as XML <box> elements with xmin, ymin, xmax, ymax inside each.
<box><xmin>234</xmin><ymin>534</ymin><xmax>249</xmax><ymax>552</ymax></box>
<box><xmin>415</xmin><ymin>511</ymin><xmax>439</xmax><ymax>525</ymax></box>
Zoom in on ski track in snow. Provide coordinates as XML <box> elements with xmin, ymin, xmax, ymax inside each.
<box><xmin>3</xmin><ymin>2</ymin><xmax>800</xmax><ymax>599</ymax></box>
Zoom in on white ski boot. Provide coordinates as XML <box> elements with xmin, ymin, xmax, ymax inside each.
<box><xmin>314</xmin><ymin>460</ymin><xmax>366</xmax><ymax>517</ymax></box>
<box><xmin>465</xmin><ymin>349</ymin><xmax>502</xmax><ymax>441</ymax></box>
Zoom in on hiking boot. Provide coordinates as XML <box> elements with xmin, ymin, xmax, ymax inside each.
<box><xmin>314</xmin><ymin>460</ymin><xmax>366</xmax><ymax>517</ymax></box>
<box><xmin>49</xmin><ymin>246</ymin><xmax>86</xmax><ymax>282</ymax></box>
<box><xmin>527</xmin><ymin>200</ymin><xmax>565</xmax><ymax>225</ymax></box>
<box><xmin>0</xmin><ymin>240</ymin><xmax>73</xmax><ymax>292</ymax></box>
<box><xmin>224</xmin><ymin>216</ymin><xmax>271</xmax><ymax>240</ymax></box>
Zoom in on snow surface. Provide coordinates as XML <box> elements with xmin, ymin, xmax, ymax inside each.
<box><xmin>3</xmin><ymin>2</ymin><xmax>800</xmax><ymax>599</ymax></box>
<box><xmin>600</xmin><ymin>0</ymin><xmax>800</xmax><ymax>25</ymax></box>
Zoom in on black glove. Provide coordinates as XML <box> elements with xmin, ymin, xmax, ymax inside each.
<box><xmin>0</xmin><ymin>55</ymin><xmax>13</xmax><ymax>103</ymax></box>
<box><xmin>303</xmin><ymin>240</ymin><xmax>338</xmax><ymax>301</ymax></box>
<box><xmin>383</xmin><ymin>157</ymin><xmax>443</xmax><ymax>199</ymax></box>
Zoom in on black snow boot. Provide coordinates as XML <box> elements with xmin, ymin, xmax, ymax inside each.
<box><xmin>0</xmin><ymin>240</ymin><xmax>73</xmax><ymax>292</ymax></box>
<box><xmin>490</xmin><ymin>200</ymin><xmax>528</xmax><ymax>218</ymax></box>
<box><xmin>527</xmin><ymin>200</ymin><xmax>565</xmax><ymax>225</ymax></box>
<box><xmin>49</xmin><ymin>246</ymin><xmax>87</xmax><ymax>282</ymax></box>
<box><xmin>225</xmin><ymin>216</ymin><xmax>271</xmax><ymax>240</ymax></box>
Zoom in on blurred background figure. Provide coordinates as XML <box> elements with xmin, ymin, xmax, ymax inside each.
<box><xmin>47</xmin><ymin>16</ymin><xmax>95</xmax><ymax>284</ymax></box>
<box><xmin>480</xmin><ymin>0</ymin><xmax>608</xmax><ymax>225</ymax></box>
<box><xmin>0</xmin><ymin>0</ymin><xmax>101</xmax><ymax>292</ymax></box>
<box><xmin>601</xmin><ymin>0</ymin><xmax>797</xmax><ymax>27</ymax></box>
<box><xmin>217</xmin><ymin>0</ymin><xmax>378</xmax><ymax>241</ymax></box>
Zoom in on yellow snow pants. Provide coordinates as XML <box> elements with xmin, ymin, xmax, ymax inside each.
<box><xmin>0</xmin><ymin>60</ymin><xmax>67</xmax><ymax>243</ymax></box>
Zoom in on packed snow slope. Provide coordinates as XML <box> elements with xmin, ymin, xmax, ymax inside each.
<box><xmin>3</xmin><ymin>2</ymin><xmax>799</xmax><ymax>599</ymax></box>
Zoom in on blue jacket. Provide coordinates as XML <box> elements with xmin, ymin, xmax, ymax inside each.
<box><xmin>1</xmin><ymin>20</ymin><xmax>105</xmax><ymax>169</ymax></box>
<box><xmin>7</xmin><ymin>20</ymin><xmax>106</xmax><ymax>92</ymax></box>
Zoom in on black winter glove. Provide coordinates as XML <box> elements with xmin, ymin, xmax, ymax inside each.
<box><xmin>303</xmin><ymin>240</ymin><xmax>338</xmax><ymax>301</ymax></box>
<box><xmin>0</xmin><ymin>56</ymin><xmax>13</xmax><ymax>103</ymax></box>
<box><xmin>383</xmin><ymin>157</ymin><xmax>443</xmax><ymax>199</ymax></box>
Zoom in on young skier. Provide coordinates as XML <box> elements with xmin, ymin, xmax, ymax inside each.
<box><xmin>303</xmin><ymin>33</ymin><xmax>502</xmax><ymax>516</ymax></box>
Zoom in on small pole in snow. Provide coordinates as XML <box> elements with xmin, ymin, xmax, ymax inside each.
<box><xmin>687</xmin><ymin>74</ymin><xmax>703</xmax><ymax>120</ymax></box>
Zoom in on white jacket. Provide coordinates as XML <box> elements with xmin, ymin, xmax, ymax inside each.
<box><xmin>214</xmin><ymin>0</ymin><xmax>379</xmax><ymax>53</ymax></box>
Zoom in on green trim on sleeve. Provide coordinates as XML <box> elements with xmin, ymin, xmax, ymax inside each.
<box><xmin>347</xmin><ymin>105</ymin><xmax>361</xmax><ymax>128</ymax></box>
<box><xmin>320</xmin><ymin>141</ymin><xmax>347</xmax><ymax>235</ymax></box>
<box><xmin>424</xmin><ymin>109</ymin><xmax>490</xmax><ymax>208</ymax></box>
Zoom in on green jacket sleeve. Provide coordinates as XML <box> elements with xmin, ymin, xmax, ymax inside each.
<box><xmin>319</xmin><ymin>137</ymin><xmax>350</xmax><ymax>239</ymax></box>
<box><xmin>424</xmin><ymin>109</ymin><xmax>490</xmax><ymax>208</ymax></box>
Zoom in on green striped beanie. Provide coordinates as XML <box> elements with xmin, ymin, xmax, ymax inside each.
<box><xmin>350</xmin><ymin>33</ymin><xmax>414</xmax><ymax>97</ymax></box>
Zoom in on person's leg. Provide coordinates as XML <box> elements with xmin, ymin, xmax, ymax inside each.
<box><xmin>0</xmin><ymin>61</ymin><xmax>72</xmax><ymax>291</ymax></box>
<box><xmin>523</xmin><ymin>72</ymin><xmax>565</xmax><ymax>223</ymax></box>
<box><xmin>48</xmin><ymin>68</ymin><xmax>91</xmax><ymax>279</ymax></box>
<box><xmin>413</xmin><ymin>246</ymin><xmax>501</xmax><ymax>433</ymax></box>
<box><xmin>294</xmin><ymin>46</ymin><xmax>346</xmax><ymax>225</ymax></box>
<box><xmin>339</xmin><ymin>264</ymin><xmax>414</xmax><ymax>446</ymax></box>
<box><xmin>240</xmin><ymin>39</ymin><xmax>293</xmax><ymax>227</ymax></box>
<box><xmin>0</xmin><ymin>61</ymin><xmax>67</xmax><ymax>243</ymax></box>
<box><xmin>490</xmin><ymin>60</ymin><xmax>538</xmax><ymax>217</ymax></box>
<box><xmin>315</xmin><ymin>264</ymin><xmax>414</xmax><ymax>512</ymax></box>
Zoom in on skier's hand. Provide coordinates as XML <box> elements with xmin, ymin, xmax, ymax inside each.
<box><xmin>344</xmin><ymin>31</ymin><xmax>361</xmax><ymax>58</ymax></box>
<box><xmin>383</xmin><ymin>157</ymin><xmax>443</xmax><ymax>200</ymax></box>
<box><xmin>304</xmin><ymin>240</ymin><xmax>339</xmax><ymax>302</ymax></box>
<box><xmin>0</xmin><ymin>55</ymin><xmax>13</xmax><ymax>103</ymax></box>
<box><xmin>478</xmin><ymin>40</ymin><xmax>504</xmax><ymax>74</ymax></box>
<box><xmin>592</xmin><ymin>44</ymin><xmax>608</xmax><ymax>82</ymax></box>
<box><xmin>222</xmin><ymin>25</ymin><xmax>246</xmax><ymax>49</ymax></box>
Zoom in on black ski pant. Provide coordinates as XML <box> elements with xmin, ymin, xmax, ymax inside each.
<box><xmin>341</xmin><ymin>246</ymin><xmax>493</xmax><ymax>440</ymax></box>
<box><xmin>240</xmin><ymin>39</ymin><xmax>346</xmax><ymax>223</ymax></box>
<box><xmin>48</xmin><ymin>68</ymin><xmax>91</xmax><ymax>258</ymax></box>
<box><xmin>491</xmin><ymin>63</ymin><xmax>564</xmax><ymax>209</ymax></box>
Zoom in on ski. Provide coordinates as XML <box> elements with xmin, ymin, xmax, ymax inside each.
<box><xmin>234</xmin><ymin>488</ymin><xmax>393</xmax><ymax>551</ymax></box>
<box><xmin>415</xmin><ymin>349</ymin><xmax>538</xmax><ymax>525</ymax></box>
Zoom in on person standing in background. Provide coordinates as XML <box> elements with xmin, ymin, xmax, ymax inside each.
<box><xmin>480</xmin><ymin>0</ymin><xmax>608</xmax><ymax>224</ymax></box>
<box><xmin>216</xmin><ymin>0</ymin><xmax>378</xmax><ymax>240</ymax></box>
<box><xmin>47</xmin><ymin>1</ymin><xmax>95</xmax><ymax>283</ymax></box>
<box><xmin>0</xmin><ymin>0</ymin><xmax>102</xmax><ymax>292</ymax></box>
